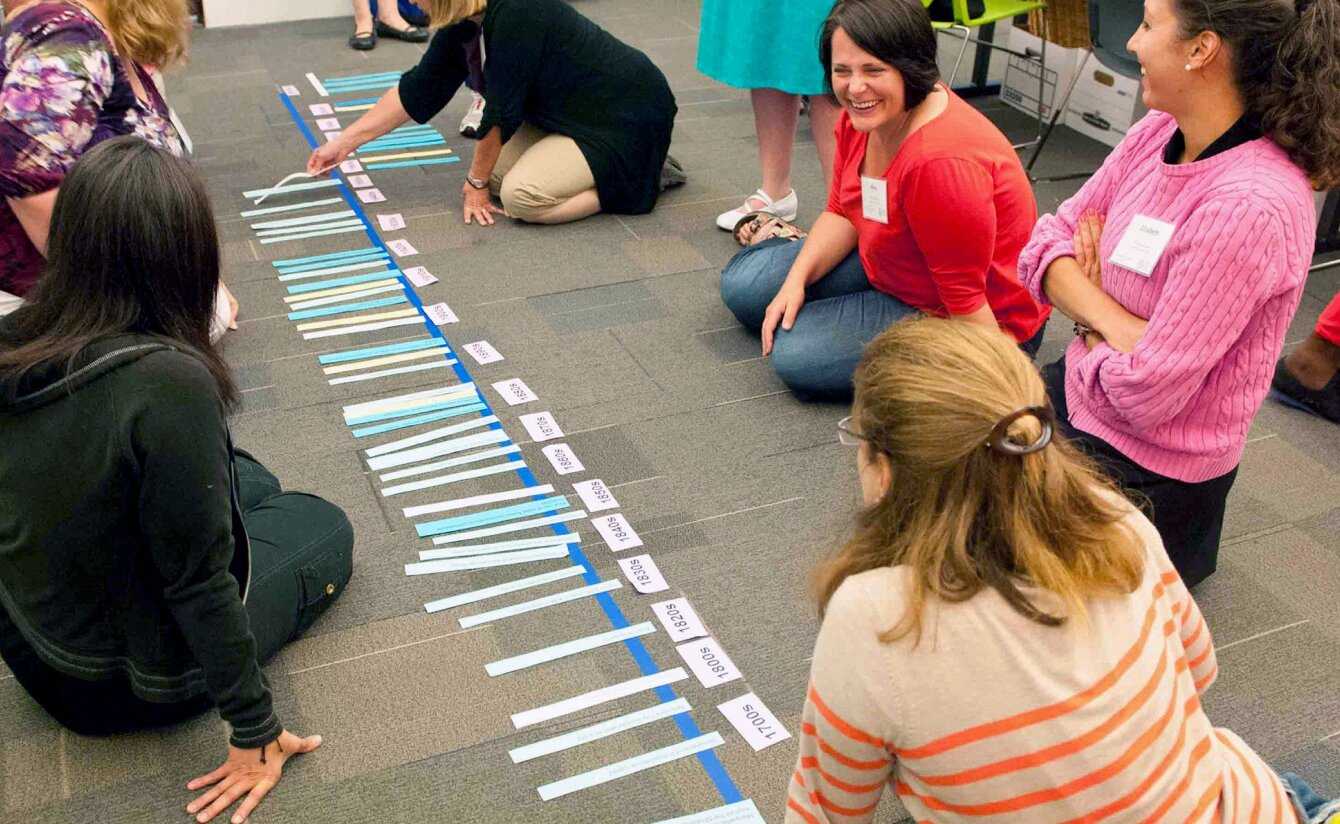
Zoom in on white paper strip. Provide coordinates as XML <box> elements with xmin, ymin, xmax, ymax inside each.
<box><xmin>649</xmin><ymin>801</ymin><xmax>767</xmax><ymax>824</ymax></box>
<box><xmin>368</xmin><ymin>429</ymin><xmax>508</xmax><ymax>471</ymax></box>
<box><xmin>424</xmin><ymin>565</ymin><xmax>586</xmax><ymax>613</ymax></box>
<box><xmin>366</xmin><ymin>415</ymin><xmax>499</xmax><ymax>457</ymax></box>
<box><xmin>509</xmin><ymin>698</ymin><xmax>691</xmax><ymax>764</ymax></box>
<box><xmin>419</xmin><ymin>533</ymin><xmax>580</xmax><ymax>561</ymax></box>
<box><xmin>381</xmin><ymin>459</ymin><xmax>526</xmax><ymax>497</ymax></box>
<box><xmin>403</xmin><ymin>484</ymin><xmax>551</xmax><ymax>518</ymax></box>
<box><xmin>329</xmin><ymin>359</ymin><xmax>453</xmax><ymax>385</ymax></box>
<box><xmin>306</xmin><ymin>71</ymin><xmax>329</xmax><ymax>96</ymax></box>
<box><xmin>320</xmin><ymin>346</ymin><xmax>440</xmax><ymax>373</ymax></box>
<box><xmin>296</xmin><ymin>307</ymin><xmax>417</xmax><ymax>332</ymax></box>
<box><xmin>486</xmin><ymin>622</ymin><xmax>655</xmax><ymax>677</ymax></box>
<box><xmin>379</xmin><ymin>445</ymin><xmax>520</xmax><ymax>482</ymax></box>
<box><xmin>459</xmin><ymin>580</ymin><xmax>621</xmax><ymax>629</ymax></box>
<box><xmin>290</xmin><ymin>284</ymin><xmax>403</xmax><ymax>310</ymax></box>
<box><xmin>405</xmin><ymin>545</ymin><xmax>570</xmax><ymax>576</ymax></box>
<box><xmin>244</xmin><ymin>177</ymin><xmax>341</xmax><ymax>202</ymax></box>
<box><xmin>429</xmin><ymin>510</ymin><xmax>586</xmax><ymax>544</ymax></box>
<box><xmin>259</xmin><ymin>224</ymin><xmax>366</xmax><ymax>244</ymax></box>
<box><xmin>512</xmin><ymin>668</ymin><xmax>690</xmax><ymax>730</ymax></box>
<box><xmin>302</xmin><ymin>315</ymin><xmax>423</xmax><ymax>340</ymax></box>
<box><xmin>240</xmin><ymin>196</ymin><xmax>343</xmax><ymax>218</ymax></box>
<box><xmin>343</xmin><ymin>383</ymin><xmax>475</xmax><ymax>418</ymax></box>
<box><xmin>277</xmin><ymin>260</ymin><xmax>392</xmax><ymax>282</ymax></box>
<box><xmin>251</xmin><ymin>209</ymin><xmax>355</xmax><ymax>230</ymax></box>
<box><xmin>286</xmin><ymin>278</ymin><xmax>400</xmax><ymax>303</ymax></box>
<box><xmin>536</xmin><ymin>733</ymin><xmax>724</xmax><ymax>801</ymax></box>
<box><xmin>256</xmin><ymin>218</ymin><xmax>363</xmax><ymax>237</ymax></box>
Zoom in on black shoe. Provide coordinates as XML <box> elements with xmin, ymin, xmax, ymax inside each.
<box><xmin>1271</xmin><ymin>359</ymin><xmax>1340</xmax><ymax>423</ymax></box>
<box><xmin>348</xmin><ymin>30</ymin><xmax>376</xmax><ymax>50</ymax></box>
<box><xmin>375</xmin><ymin>20</ymin><xmax>430</xmax><ymax>43</ymax></box>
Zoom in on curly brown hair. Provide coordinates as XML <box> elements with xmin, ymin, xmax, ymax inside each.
<box><xmin>106</xmin><ymin>0</ymin><xmax>190</xmax><ymax>67</ymax></box>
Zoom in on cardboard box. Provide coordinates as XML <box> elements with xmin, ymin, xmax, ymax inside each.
<box><xmin>1064</xmin><ymin>63</ymin><xmax>1148</xmax><ymax>147</ymax></box>
<box><xmin>998</xmin><ymin>28</ymin><xmax>1086</xmax><ymax>121</ymax></box>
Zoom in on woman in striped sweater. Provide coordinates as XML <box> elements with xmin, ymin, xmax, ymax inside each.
<box><xmin>1018</xmin><ymin>0</ymin><xmax>1340</xmax><ymax>588</ymax></box>
<box><xmin>787</xmin><ymin>318</ymin><xmax>1337</xmax><ymax>823</ymax></box>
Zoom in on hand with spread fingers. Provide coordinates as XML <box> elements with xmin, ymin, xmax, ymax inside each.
<box><xmin>185</xmin><ymin>730</ymin><xmax>322</xmax><ymax>824</ymax></box>
<box><xmin>463</xmin><ymin>181</ymin><xmax>504</xmax><ymax>226</ymax></box>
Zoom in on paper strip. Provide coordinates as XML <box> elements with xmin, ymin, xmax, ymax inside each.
<box><xmin>361</xmin><ymin>138</ymin><xmax>446</xmax><ymax>152</ymax></box>
<box><xmin>379</xmin><ymin>444</ymin><xmax>520</xmax><ymax>481</ymax></box>
<box><xmin>330</xmin><ymin>95</ymin><xmax>381</xmax><ymax>106</ymax></box>
<box><xmin>319</xmin><ymin>337</ymin><xmax>443</xmax><ymax>365</ymax></box>
<box><xmin>460</xmin><ymin>580</ymin><xmax>620</xmax><ymax>629</ymax></box>
<box><xmin>649</xmin><ymin>801</ymin><xmax>767</xmax><ymax>824</ymax></box>
<box><xmin>344</xmin><ymin>383</ymin><xmax>472</xmax><ymax>418</ymax></box>
<box><xmin>356</xmin><ymin>403</ymin><xmax>489</xmax><ymax>439</ymax></box>
<box><xmin>425</xmin><ymin>565</ymin><xmax>586</xmax><ymax>614</ymax></box>
<box><xmin>365</xmin><ymin>157</ymin><xmax>462</xmax><ymax>171</ymax></box>
<box><xmin>537</xmin><ymin>733</ymin><xmax>724</xmax><ymax>801</ymax></box>
<box><xmin>322</xmin><ymin>79</ymin><xmax>398</xmax><ymax>92</ymax></box>
<box><xmin>251</xmin><ymin>209</ymin><xmax>355</xmax><ymax>229</ymax></box>
<box><xmin>287</xmin><ymin>295</ymin><xmax>406</xmax><ymax>321</ymax></box>
<box><xmin>328</xmin><ymin>359</ymin><xmax>453</xmax><ymax>385</ymax></box>
<box><xmin>277</xmin><ymin>261</ymin><xmax>391</xmax><ymax>282</ymax></box>
<box><xmin>258</xmin><ymin>223</ymin><xmax>366</xmax><ymax>244</ymax></box>
<box><xmin>486</xmin><ymin>622</ymin><xmax>655</xmax><ymax>677</ymax></box>
<box><xmin>288</xmin><ymin>282</ymin><xmax>402</xmax><ymax>308</ymax></box>
<box><xmin>243</xmin><ymin>178</ymin><xmax>341</xmax><ymax>201</ymax></box>
<box><xmin>295</xmin><ymin>307</ymin><xmax>417</xmax><ymax>332</ymax></box>
<box><xmin>402</xmin><ymin>483</ymin><xmax>550</xmax><ymax>518</ymax></box>
<box><xmin>428</xmin><ymin>510</ymin><xmax>587</xmax><ymax>544</ymax></box>
<box><xmin>302</xmin><ymin>316</ymin><xmax>424</xmax><ymax>340</ymax></box>
<box><xmin>240</xmin><ymin>197</ymin><xmax>343</xmax><ymax>218</ymax></box>
<box><xmin>368</xmin><ymin>428</ymin><xmax>507</xmax><ymax>471</ymax></box>
<box><xmin>255</xmin><ymin>217</ymin><xmax>362</xmax><ymax>237</ymax></box>
<box><xmin>415</xmin><ymin>496</ymin><xmax>570</xmax><ymax>538</ymax></box>
<box><xmin>324</xmin><ymin>70</ymin><xmax>402</xmax><ymax>83</ymax></box>
<box><xmin>405</xmin><ymin>546</ymin><xmax>570</xmax><ymax>576</ymax></box>
<box><xmin>347</xmin><ymin>391</ymin><xmax>482</xmax><ymax>426</ymax></box>
<box><xmin>285</xmin><ymin>269</ymin><xmax>401</xmax><ymax>291</ymax></box>
<box><xmin>510</xmin><ymin>698</ymin><xmax>691</xmax><ymax>764</ymax></box>
<box><xmin>359</xmin><ymin>148</ymin><xmax>456</xmax><ymax>163</ymax></box>
<box><xmin>273</xmin><ymin>247</ymin><xmax>386</xmax><ymax>268</ymax></box>
<box><xmin>333</xmin><ymin>103</ymin><xmax>374</xmax><ymax>112</ymax></box>
<box><xmin>418</xmin><ymin>533</ymin><xmax>579</xmax><ymax>561</ymax></box>
<box><xmin>382</xmin><ymin>460</ymin><xmax>527</xmax><ymax>497</ymax></box>
<box><xmin>321</xmin><ymin>346</ymin><xmax>441</xmax><ymax>374</ymax></box>
<box><xmin>305</xmin><ymin>72</ymin><xmax>329</xmax><ymax>96</ymax></box>
<box><xmin>512</xmin><ymin>668</ymin><xmax>690</xmax><ymax>729</ymax></box>
<box><xmin>367</xmin><ymin>415</ymin><xmax>500</xmax><ymax>457</ymax></box>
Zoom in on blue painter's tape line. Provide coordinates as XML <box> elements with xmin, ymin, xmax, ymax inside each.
<box><xmin>365</xmin><ymin>157</ymin><xmax>462</xmax><ymax>171</ymax></box>
<box><xmin>278</xmin><ymin>87</ymin><xmax>743</xmax><ymax>807</ymax></box>
<box><xmin>286</xmin><ymin>270</ymin><xmax>401</xmax><ymax>294</ymax></box>
<box><xmin>287</xmin><ymin>295</ymin><xmax>407</xmax><ymax>321</ymax></box>
<box><xmin>351</xmin><ymin>402</ymin><xmax>486</xmax><ymax>438</ymax></box>
<box><xmin>318</xmin><ymin>337</ymin><xmax>444</xmax><ymax>365</ymax></box>
<box><xmin>272</xmin><ymin>248</ymin><xmax>387</xmax><ymax>268</ymax></box>
<box><xmin>415</xmin><ymin>496</ymin><xmax>570</xmax><ymax>538</ymax></box>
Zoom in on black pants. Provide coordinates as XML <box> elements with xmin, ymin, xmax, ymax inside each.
<box><xmin>1043</xmin><ymin>359</ymin><xmax>1236</xmax><ymax>588</ymax></box>
<box><xmin>0</xmin><ymin>453</ymin><xmax>353</xmax><ymax>736</ymax></box>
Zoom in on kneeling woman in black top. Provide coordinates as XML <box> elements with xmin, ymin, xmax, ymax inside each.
<box><xmin>0</xmin><ymin>138</ymin><xmax>353</xmax><ymax>824</ymax></box>
<box><xmin>309</xmin><ymin>0</ymin><xmax>679</xmax><ymax>226</ymax></box>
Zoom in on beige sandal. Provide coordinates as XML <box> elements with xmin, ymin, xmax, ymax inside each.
<box><xmin>732</xmin><ymin>212</ymin><xmax>807</xmax><ymax>247</ymax></box>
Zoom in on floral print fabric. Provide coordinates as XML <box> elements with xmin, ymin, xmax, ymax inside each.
<box><xmin>0</xmin><ymin>2</ymin><xmax>182</xmax><ymax>295</ymax></box>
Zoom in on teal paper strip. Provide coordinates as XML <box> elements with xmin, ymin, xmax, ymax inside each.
<box><xmin>273</xmin><ymin>247</ymin><xmax>386</xmax><ymax>268</ymax></box>
<box><xmin>386</xmin><ymin>124</ymin><xmax>438</xmax><ymax>135</ymax></box>
<box><xmin>322</xmin><ymin>79</ymin><xmax>399</xmax><ymax>92</ymax></box>
<box><xmin>415</xmin><ymin>496</ymin><xmax>571</xmax><ymax>538</ymax></box>
<box><xmin>240</xmin><ymin>197</ymin><xmax>343</xmax><ymax>218</ymax></box>
<box><xmin>319</xmin><ymin>337</ymin><xmax>445</xmax><ymax>365</ymax></box>
<box><xmin>251</xmin><ymin>209</ymin><xmax>356</xmax><ymax>230</ymax></box>
<box><xmin>287</xmin><ymin>295</ymin><xmax>407</xmax><ymax>321</ymax></box>
<box><xmin>365</xmin><ymin>157</ymin><xmax>462</xmax><ymax>171</ymax></box>
<box><xmin>277</xmin><ymin>260</ymin><xmax>394</xmax><ymax>282</ymax></box>
<box><xmin>332</xmin><ymin>96</ymin><xmax>382</xmax><ymax>106</ymax></box>
<box><xmin>345</xmin><ymin>394</ymin><xmax>477</xmax><ymax>426</ymax></box>
<box><xmin>259</xmin><ymin>224</ymin><xmax>365</xmax><ymax>244</ymax></box>
<box><xmin>256</xmin><ymin>218</ymin><xmax>364</xmax><ymax>237</ymax></box>
<box><xmin>286</xmin><ymin>270</ymin><xmax>402</xmax><ymax>293</ymax></box>
<box><xmin>362</xmin><ymin>136</ymin><xmax>446</xmax><ymax>149</ymax></box>
<box><xmin>324</xmin><ymin>71</ymin><xmax>403</xmax><ymax>84</ymax></box>
<box><xmin>351</xmin><ymin>402</ymin><xmax>487</xmax><ymax>438</ymax></box>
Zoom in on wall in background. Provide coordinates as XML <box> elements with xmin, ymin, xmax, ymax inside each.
<box><xmin>201</xmin><ymin>0</ymin><xmax>349</xmax><ymax>28</ymax></box>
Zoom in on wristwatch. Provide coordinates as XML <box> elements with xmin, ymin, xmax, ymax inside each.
<box><xmin>465</xmin><ymin>174</ymin><xmax>488</xmax><ymax>190</ymax></box>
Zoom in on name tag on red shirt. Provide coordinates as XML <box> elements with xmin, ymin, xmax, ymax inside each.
<box><xmin>860</xmin><ymin>176</ymin><xmax>889</xmax><ymax>224</ymax></box>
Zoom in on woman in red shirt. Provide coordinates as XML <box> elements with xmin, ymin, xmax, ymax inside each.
<box><xmin>720</xmin><ymin>0</ymin><xmax>1049</xmax><ymax>397</ymax></box>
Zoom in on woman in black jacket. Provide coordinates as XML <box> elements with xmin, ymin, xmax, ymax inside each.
<box><xmin>308</xmin><ymin>0</ymin><xmax>680</xmax><ymax>226</ymax></box>
<box><xmin>0</xmin><ymin>137</ymin><xmax>353</xmax><ymax>824</ymax></box>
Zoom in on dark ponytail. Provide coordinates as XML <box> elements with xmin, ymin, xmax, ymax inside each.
<box><xmin>1174</xmin><ymin>0</ymin><xmax>1340</xmax><ymax>188</ymax></box>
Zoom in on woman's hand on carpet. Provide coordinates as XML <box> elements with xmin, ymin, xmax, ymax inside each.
<box><xmin>186</xmin><ymin>730</ymin><xmax>322</xmax><ymax>823</ymax></box>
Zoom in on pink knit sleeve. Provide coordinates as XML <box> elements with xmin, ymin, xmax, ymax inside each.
<box><xmin>1071</xmin><ymin>199</ymin><xmax>1291</xmax><ymax>431</ymax></box>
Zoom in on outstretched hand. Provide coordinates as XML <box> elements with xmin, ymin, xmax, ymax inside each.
<box><xmin>186</xmin><ymin>730</ymin><xmax>322</xmax><ymax>823</ymax></box>
<box><xmin>306</xmin><ymin>140</ymin><xmax>349</xmax><ymax>176</ymax></box>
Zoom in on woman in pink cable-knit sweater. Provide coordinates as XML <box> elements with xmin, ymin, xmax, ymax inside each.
<box><xmin>1018</xmin><ymin>0</ymin><xmax>1339</xmax><ymax>589</ymax></box>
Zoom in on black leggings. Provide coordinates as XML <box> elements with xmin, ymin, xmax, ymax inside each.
<box><xmin>0</xmin><ymin>453</ymin><xmax>353</xmax><ymax>737</ymax></box>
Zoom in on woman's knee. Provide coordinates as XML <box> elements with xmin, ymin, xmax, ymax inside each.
<box><xmin>720</xmin><ymin>240</ymin><xmax>800</xmax><ymax>329</ymax></box>
<box><xmin>770</xmin><ymin>326</ymin><xmax>859</xmax><ymax>399</ymax></box>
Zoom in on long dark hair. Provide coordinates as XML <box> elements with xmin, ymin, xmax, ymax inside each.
<box><xmin>1173</xmin><ymin>0</ymin><xmax>1340</xmax><ymax>188</ymax></box>
<box><xmin>820</xmin><ymin>0</ymin><xmax>941</xmax><ymax>110</ymax></box>
<box><xmin>0</xmin><ymin>136</ymin><xmax>236</xmax><ymax>406</ymax></box>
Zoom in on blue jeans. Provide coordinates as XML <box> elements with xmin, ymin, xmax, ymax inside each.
<box><xmin>720</xmin><ymin>238</ymin><xmax>1044</xmax><ymax>398</ymax></box>
<box><xmin>1281</xmin><ymin>773</ymin><xmax>1340</xmax><ymax>823</ymax></box>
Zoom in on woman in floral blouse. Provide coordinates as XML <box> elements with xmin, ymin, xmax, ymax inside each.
<box><xmin>0</xmin><ymin>0</ymin><xmax>235</xmax><ymax>323</ymax></box>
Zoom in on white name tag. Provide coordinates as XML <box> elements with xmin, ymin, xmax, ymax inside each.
<box><xmin>315</xmin><ymin>117</ymin><xmax>341</xmax><ymax>132</ymax></box>
<box><xmin>463</xmin><ymin>340</ymin><xmax>504</xmax><ymax>364</ymax></box>
<box><xmin>592</xmin><ymin>513</ymin><xmax>642</xmax><ymax>552</ymax></box>
<box><xmin>617</xmin><ymin>554</ymin><xmax>668</xmax><ymax>593</ymax></box>
<box><xmin>717</xmin><ymin>693</ymin><xmax>790</xmax><ymax>751</ymax></box>
<box><xmin>520</xmin><ymin>411</ymin><xmax>563</xmax><ymax>442</ymax></box>
<box><xmin>424</xmin><ymin>302</ymin><xmax>457</xmax><ymax>326</ymax></box>
<box><xmin>403</xmin><ymin>266</ymin><xmax>437</xmax><ymax>287</ymax></box>
<box><xmin>677</xmin><ymin>638</ymin><xmax>742</xmax><ymax>688</ymax></box>
<box><xmin>377</xmin><ymin>213</ymin><xmax>406</xmax><ymax>231</ymax></box>
<box><xmin>357</xmin><ymin>188</ymin><xmax>386</xmax><ymax>204</ymax></box>
<box><xmin>572</xmin><ymin>478</ymin><xmax>618</xmax><ymax>512</ymax></box>
<box><xmin>651</xmin><ymin>597</ymin><xmax>708</xmax><ymax>642</ymax></box>
<box><xmin>1108</xmin><ymin>214</ymin><xmax>1175</xmax><ymax>277</ymax></box>
<box><xmin>309</xmin><ymin>103</ymin><xmax>334</xmax><ymax>116</ymax></box>
<box><xmin>339</xmin><ymin>159</ymin><xmax>364</xmax><ymax>174</ymax></box>
<box><xmin>491</xmin><ymin>378</ymin><xmax>537</xmax><ymax>406</ymax></box>
<box><xmin>346</xmin><ymin>174</ymin><xmax>373</xmax><ymax>189</ymax></box>
<box><xmin>541</xmin><ymin>443</ymin><xmax>584</xmax><ymax>475</ymax></box>
<box><xmin>860</xmin><ymin>175</ymin><xmax>889</xmax><ymax>224</ymax></box>
<box><xmin>282</xmin><ymin>85</ymin><xmax>301</xmax><ymax>97</ymax></box>
<box><xmin>386</xmin><ymin>238</ymin><xmax>418</xmax><ymax>257</ymax></box>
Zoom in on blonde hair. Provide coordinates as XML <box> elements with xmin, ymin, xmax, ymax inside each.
<box><xmin>419</xmin><ymin>0</ymin><xmax>488</xmax><ymax>28</ymax></box>
<box><xmin>106</xmin><ymin>0</ymin><xmax>190</xmax><ymax>67</ymax></box>
<box><xmin>814</xmin><ymin>318</ymin><xmax>1144</xmax><ymax>642</ymax></box>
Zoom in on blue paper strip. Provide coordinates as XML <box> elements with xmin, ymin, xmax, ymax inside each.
<box><xmin>416</xmin><ymin>496</ymin><xmax>571</xmax><ymax>538</ymax></box>
<box><xmin>361</xmin><ymin>136</ymin><xmax>446</xmax><ymax>149</ymax></box>
<box><xmin>286</xmin><ymin>269</ymin><xmax>402</xmax><ymax>294</ymax></box>
<box><xmin>287</xmin><ymin>295</ymin><xmax>407</xmax><ymax>321</ymax></box>
<box><xmin>331</xmin><ymin>96</ymin><xmax>382</xmax><ymax>106</ymax></box>
<box><xmin>351</xmin><ymin>402</ymin><xmax>487</xmax><ymax>438</ymax></box>
<box><xmin>272</xmin><ymin>248</ymin><xmax>387</xmax><ymax>268</ymax></box>
<box><xmin>318</xmin><ymin>337</ymin><xmax>445</xmax><ymax>365</ymax></box>
<box><xmin>365</xmin><ymin>157</ymin><xmax>462</xmax><ymax>171</ymax></box>
<box><xmin>321</xmin><ymin>79</ymin><xmax>399</xmax><ymax>92</ymax></box>
<box><xmin>324</xmin><ymin>71</ymin><xmax>402</xmax><ymax>84</ymax></box>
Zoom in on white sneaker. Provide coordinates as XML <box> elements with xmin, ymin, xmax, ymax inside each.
<box><xmin>716</xmin><ymin>188</ymin><xmax>798</xmax><ymax>231</ymax></box>
<box><xmin>459</xmin><ymin>92</ymin><xmax>485</xmax><ymax>137</ymax></box>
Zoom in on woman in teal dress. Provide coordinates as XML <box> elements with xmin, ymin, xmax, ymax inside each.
<box><xmin>698</xmin><ymin>0</ymin><xmax>840</xmax><ymax>233</ymax></box>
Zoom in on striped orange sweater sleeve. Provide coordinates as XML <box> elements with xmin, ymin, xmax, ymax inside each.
<box><xmin>786</xmin><ymin>581</ymin><xmax>897</xmax><ymax>824</ymax></box>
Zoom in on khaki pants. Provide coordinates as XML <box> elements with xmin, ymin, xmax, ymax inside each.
<box><xmin>489</xmin><ymin>123</ymin><xmax>598</xmax><ymax>223</ymax></box>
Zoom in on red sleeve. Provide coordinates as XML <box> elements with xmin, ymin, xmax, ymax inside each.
<box><xmin>825</xmin><ymin>113</ymin><xmax>855</xmax><ymax>215</ymax></box>
<box><xmin>901</xmin><ymin>158</ymin><xmax>996</xmax><ymax>316</ymax></box>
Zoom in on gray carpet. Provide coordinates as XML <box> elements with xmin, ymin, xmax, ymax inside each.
<box><xmin>3</xmin><ymin>2</ymin><xmax>1339</xmax><ymax>821</ymax></box>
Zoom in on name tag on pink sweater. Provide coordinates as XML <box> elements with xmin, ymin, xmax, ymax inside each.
<box><xmin>1109</xmin><ymin>214</ymin><xmax>1176</xmax><ymax>276</ymax></box>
